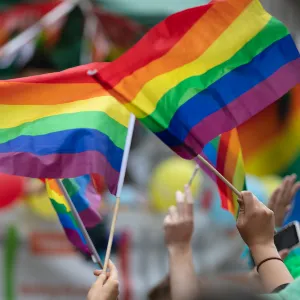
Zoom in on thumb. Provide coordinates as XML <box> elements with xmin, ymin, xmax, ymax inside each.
<box><xmin>237</xmin><ymin>192</ymin><xmax>246</xmax><ymax>222</ymax></box>
<box><xmin>95</xmin><ymin>273</ymin><xmax>107</xmax><ymax>286</ymax></box>
<box><xmin>108</xmin><ymin>260</ymin><xmax>118</xmax><ymax>281</ymax></box>
<box><xmin>93</xmin><ymin>269</ymin><xmax>102</xmax><ymax>276</ymax></box>
<box><xmin>279</xmin><ymin>249</ymin><xmax>290</xmax><ymax>260</ymax></box>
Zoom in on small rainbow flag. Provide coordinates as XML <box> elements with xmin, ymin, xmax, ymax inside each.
<box><xmin>201</xmin><ymin>129</ymin><xmax>246</xmax><ymax>218</ymax></box>
<box><xmin>97</xmin><ymin>0</ymin><xmax>300</xmax><ymax>159</ymax></box>
<box><xmin>0</xmin><ymin>63</ymin><xmax>130</xmax><ymax>195</ymax></box>
<box><xmin>45</xmin><ymin>175</ymin><xmax>102</xmax><ymax>254</ymax></box>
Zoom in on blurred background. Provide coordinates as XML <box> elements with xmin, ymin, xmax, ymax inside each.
<box><xmin>0</xmin><ymin>0</ymin><xmax>300</xmax><ymax>299</ymax></box>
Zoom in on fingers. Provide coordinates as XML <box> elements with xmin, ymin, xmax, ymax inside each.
<box><xmin>184</xmin><ymin>184</ymin><xmax>194</xmax><ymax>218</ymax></box>
<box><xmin>285</xmin><ymin>204</ymin><xmax>292</xmax><ymax>215</ymax></box>
<box><xmin>107</xmin><ymin>260</ymin><xmax>118</xmax><ymax>281</ymax></box>
<box><xmin>94</xmin><ymin>270</ymin><xmax>111</xmax><ymax>277</ymax></box>
<box><xmin>290</xmin><ymin>181</ymin><xmax>300</xmax><ymax>201</ymax></box>
<box><xmin>279</xmin><ymin>249</ymin><xmax>290</xmax><ymax>260</ymax></box>
<box><xmin>169</xmin><ymin>205</ymin><xmax>179</xmax><ymax>221</ymax></box>
<box><xmin>283</xmin><ymin>175</ymin><xmax>296</xmax><ymax>204</ymax></box>
<box><xmin>167</xmin><ymin>187</ymin><xmax>194</xmax><ymax>222</ymax></box>
<box><xmin>280</xmin><ymin>176</ymin><xmax>291</xmax><ymax>202</ymax></box>
<box><xmin>240</xmin><ymin>191</ymin><xmax>258</xmax><ymax>215</ymax></box>
<box><xmin>164</xmin><ymin>214</ymin><xmax>172</xmax><ymax>226</ymax></box>
<box><xmin>94</xmin><ymin>270</ymin><xmax>102</xmax><ymax>276</ymax></box>
<box><xmin>268</xmin><ymin>188</ymin><xmax>280</xmax><ymax>211</ymax></box>
<box><xmin>176</xmin><ymin>190</ymin><xmax>185</xmax><ymax>218</ymax></box>
<box><xmin>95</xmin><ymin>272</ymin><xmax>107</xmax><ymax>286</ymax></box>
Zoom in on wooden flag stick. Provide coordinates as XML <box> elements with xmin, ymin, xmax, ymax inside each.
<box><xmin>55</xmin><ymin>179</ymin><xmax>103</xmax><ymax>269</ymax></box>
<box><xmin>103</xmin><ymin>114</ymin><xmax>136</xmax><ymax>273</ymax></box>
<box><xmin>196</xmin><ymin>154</ymin><xmax>241</xmax><ymax>198</ymax></box>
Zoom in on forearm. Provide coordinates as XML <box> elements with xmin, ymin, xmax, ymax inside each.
<box><xmin>219</xmin><ymin>272</ymin><xmax>262</xmax><ymax>290</ymax></box>
<box><xmin>250</xmin><ymin>244</ymin><xmax>293</xmax><ymax>293</ymax></box>
<box><xmin>197</xmin><ymin>271</ymin><xmax>263</xmax><ymax>292</ymax></box>
<box><xmin>168</xmin><ymin>245</ymin><xmax>199</xmax><ymax>300</ymax></box>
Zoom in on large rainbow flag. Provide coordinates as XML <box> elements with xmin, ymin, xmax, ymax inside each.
<box><xmin>97</xmin><ymin>0</ymin><xmax>300</xmax><ymax>159</ymax></box>
<box><xmin>45</xmin><ymin>176</ymin><xmax>102</xmax><ymax>254</ymax></box>
<box><xmin>0</xmin><ymin>63</ymin><xmax>130</xmax><ymax>195</ymax></box>
<box><xmin>201</xmin><ymin>129</ymin><xmax>246</xmax><ymax>217</ymax></box>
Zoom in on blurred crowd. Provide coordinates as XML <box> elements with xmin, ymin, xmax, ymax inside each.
<box><xmin>87</xmin><ymin>176</ymin><xmax>300</xmax><ymax>300</ymax></box>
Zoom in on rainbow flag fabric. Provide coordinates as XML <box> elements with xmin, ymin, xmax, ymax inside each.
<box><xmin>45</xmin><ymin>175</ymin><xmax>102</xmax><ymax>254</ymax></box>
<box><xmin>200</xmin><ymin>129</ymin><xmax>246</xmax><ymax>217</ymax></box>
<box><xmin>0</xmin><ymin>63</ymin><xmax>130</xmax><ymax>195</ymax></box>
<box><xmin>97</xmin><ymin>0</ymin><xmax>300</xmax><ymax>159</ymax></box>
<box><xmin>238</xmin><ymin>85</ymin><xmax>300</xmax><ymax>177</ymax></box>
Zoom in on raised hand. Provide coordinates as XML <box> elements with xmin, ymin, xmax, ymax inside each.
<box><xmin>237</xmin><ymin>191</ymin><xmax>275</xmax><ymax>249</ymax></box>
<box><xmin>164</xmin><ymin>185</ymin><xmax>199</xmax><ymax>300</ymax></box>
<box><xmin>164</xmin><ymin>185</ymin><xmax>194</xmax><ymax>253</ymax></box>
<box><xmin>268</xmin><ymin>174</ymin><xmax>300</xmax><ymax>227</ymax></box>
<box><xmin>237</xmin><ymin>191</ymin><xmax>293</xmax><ymax>292</ymax></box>
<box><xmin>88</xmin><ymin>260</ymin><xmax>119</xmax><ymax>300</ymax></box>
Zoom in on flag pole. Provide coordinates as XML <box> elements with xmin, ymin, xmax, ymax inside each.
<box><xmin>103</xmin><ymin>113</ymin><xmax>136</xmax><ymax>273</ymax></box>
<box><xmin>55</xmin><ymin>179</ymin><xmax>104</xmax><ymax>269</ymax></box>
<box><xmin>196</xmin><ymin>154</ymin><xmax>241</xmax><ymax>197</ymax></box>
<box><xmin>181</xmin><ymin>164</ymin><xmax>200</xmax><ymax>203</ymax></box>
<box><xmin>0</xmin><ymin>0</ymin><xmax>82</xmax><ymax>58</ymax></box>
<box><xmin>187</xmin><ymin>165</ymin><xmax>200</xmax><ymax>188</ymax></box>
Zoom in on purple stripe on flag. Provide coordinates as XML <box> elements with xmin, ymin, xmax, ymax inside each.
<box><xmin>0</xmin><ymin>151</ymin><xmax>119</xmax><ymax>194</ymax></box>
<box><xmin>64</xmin><ymin>228</ymin><xmax>90</xmax><ymax>254</ymax></box>
<box><xmin>79</xmin><ymin>208</ymin><xmax>102</xmax><ymax>228</ymax></box>
<box><xmin>172</xmin><ymin>58</ymin><xmax>300</xmax><ymax>159</ymax></box>
<box><xmin>85</xmin><ymin>180</ymin><xmax>102</xmax><ymax>213</ymax></box>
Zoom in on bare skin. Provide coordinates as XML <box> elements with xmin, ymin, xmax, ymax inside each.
<box><xmin>88</xmin><ymin>261</ymin><xmax>119</xmax><ymax>300</ymax></box>
<box><xmin>267</xmin><ymin>174</ymin><xmax>300</xmax><ymax>227</ymax></box>
<box><xmin>164</xmin><ymin>185</ymin><xmax>199</xmax><ymax>300</ymax></box>
<box><xmin>237</xmin><ymin>191</ymin><xmax>294</xmax><ymax>292</ymax></box>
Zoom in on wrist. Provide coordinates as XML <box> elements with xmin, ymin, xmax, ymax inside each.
<box><xmin>249</xmin><ymin>243</ymin><xmax>279</xmax><ymax>265</ymax></box>
<box><xmin>168</xmin><ymin>243</ymin><xmax>192</xmax><ymax>257</ymax></box>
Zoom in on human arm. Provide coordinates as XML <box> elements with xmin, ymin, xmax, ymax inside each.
<box><xmin>164</xmin><ymin>185</ymin><xmax>199</xmax><ymax>300</ymax></box>
<box><xmin>237</xmin><ymin>191</ymin><xmax>294</xmax><ymax>293</ymax></box>
<box><xmin>242</xmin><ymin>175</ymin><xmax>300</xmax><ymax>287</ymax></box>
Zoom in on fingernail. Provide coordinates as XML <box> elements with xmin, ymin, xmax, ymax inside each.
<box><xmin>176</xmin><ymin>191</ymin><xmax>184</xmax><ymax>202</ymax></box>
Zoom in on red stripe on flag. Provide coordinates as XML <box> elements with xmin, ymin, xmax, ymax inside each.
<box><xmin>216</xmin><ymin>131</ymin><xmax>232</xmax><ymax>210</ymax></box>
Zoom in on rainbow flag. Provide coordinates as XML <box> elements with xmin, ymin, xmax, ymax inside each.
<box><xmin>238</xmin><ymin>85</ymin><xmax>300</xmax><ymax>177</ymax></box>
<box><xmin>97</xmin><ymin>0</ymin><xmax>300</xmax><ymax>159</ymax></box>
<box><xmin>0</xmin><ymin>63</ymin><xmax>130</xmax><ymax>195</ymax></box>
<box><xmin>201</xmin><ymin>129</ymin><xmax>246</xmax><ymax>217</ymax></box>
<box><xmin>45</xmin><ymin>175</ymin><xmax>102</xmax><ymax>254</ymax></box>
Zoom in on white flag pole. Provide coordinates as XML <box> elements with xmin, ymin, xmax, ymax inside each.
<box><xmin>187</xmin><ymin>164</ymin><xmax>200</xmax><ymax>187</ymax></box>
<box><xmin>0</xmin><ymin>0</ymin><xmax>82</xmax><ymax>58</ymax></box>
<box><xmin>102</xmin><ymin>113</ymin><xmax>136</xmax><ymax>272</ymax></box>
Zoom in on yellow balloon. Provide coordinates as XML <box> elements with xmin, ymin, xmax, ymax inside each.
<box><xmin>25</xmin><ymin>192</ymin><xmax>57</xmax><ymax>221</ymax></box>
<box><xmin>260</xmin><ymin>175</ymin><xmax>283</xmax><ymax>198</ymax></box>
<box><xmin>149</xmin><ymin>156</ymin><xmax>201</xmax><ymax>212</ymax></box>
